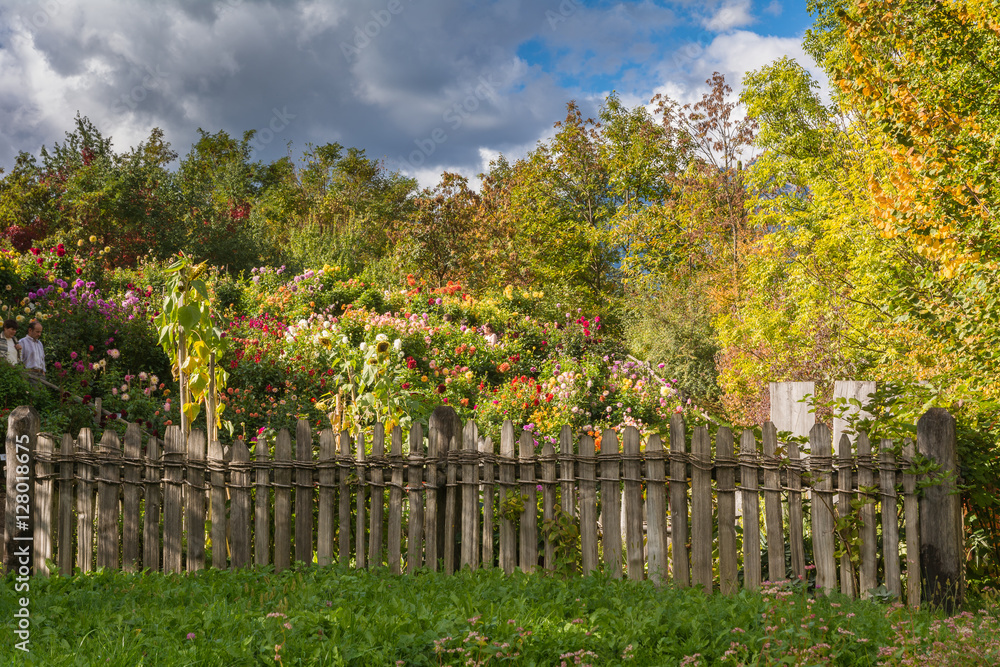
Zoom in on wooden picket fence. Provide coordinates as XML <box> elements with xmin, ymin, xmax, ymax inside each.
<box><xmin>4</xmin><ymin>405</ymin><xmax>963</xmax><ymax>606</ymax></box>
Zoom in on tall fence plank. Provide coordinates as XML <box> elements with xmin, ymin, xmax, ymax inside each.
<box><xmin>740</xmin><ymin>429</ymin><xmax>761</xmax><ymax>591</ymax></box>
<box><xmin>646</xmin><ymin>433</ymin><xmax>668</xmax><ymax>585</ymax></box>
<box><xmin>253</xmin><ymin>435</ymin><xmax>271</xmax><ymax>568</ymax></box>
<box><xmin>879</xmin><ymin>441</ymin><xmax>901</xmax><ymax>598</ymax></box>
<box><xmin>407</xmin><ymin>423</ymin><xmax>424</xmax><ymax>573</ymax></box>
<box><xmin>788</xmin><ymin>435</ymin><xmax>806</xmax><ymax>581</ymax></box>
<box><xmin>387</xmin><ymin>426</ymin><xmax>403</xmax><ymax>575</ymax></box>
<box><xmin>762</xmin><ymin>423</ymin><xmax>784</xmax><ymax>583</ymax></box>
<box><xmin>4</xmin><ymin>407</ymin><xmax>39</xmax><ymax>574</ymax></box>
<box><xmin>480</xmin><ymin>436</ymin><xmax>495</xmax><ymax>569</ymax></box>
<box><xmin>541</xmin><ymin>440</ymin><xmax>557</xmax><ymax>572</ymax></box>
<box><xmin>185</xmin><ymin>430</ymin><xmax>207</xmax><ymax>572</ymax></box>
<box><xmin>519</xmin><ymin>430</ymin><xmax>538</xmax><ymax>573</ymax></box>
<box><xmin>162</xmin><ymin>427</ymin><xmax>185</xmax><ymax>573</ymax></box>
<box><xmin>811</xmin><ymin>424</ymin><xmax>836</xmax><ymax>594</ymax></box>
<box><xmin>443</xmin><ymin>419</ymin><xmax>459</xmax><ymax>575</ymax></box>
<box><xmin>857</xmin><ymin>433</ymin><xmax>878</xmax><ymax>598</ymax></box>
<box><xmin>354</xmin><ymin>429</ymin><xmax>367</xmax><ymax>570</ymax></box>
<box><xmin>461</xmin><ymin>421</ymin><xmax>479</xmax><ymax>571</ymax></box>
<box><xmin>918</xmin><ymin>409</ymin><xmax>963</xmax><ymax>610</ymax></box>
<box><xmin>34</xmin><ymin>433</ymin><xmax>55</xmax><ymax>576</ymax></box>
<box><xmin>600</xmin><ymin>428</ymin><xmax>622</xmax><ymax>578</ymax></box>
<box><xmin>338</xmin><ymin>430</ymin><xmax>352</xmax><ymax>566</ymax></box>
<box><xmin>716</xmin><ymin>428</ymin><xmax>737</xmax><ymax>594</ymax></box>
<box><xmin>902</xmin><ymin>439</ymin><xmax>920</xmax><ymax>608</ymax></box>
<box><xmin>622</xmin><ymin>427</ymin><xmax>644</xmax><ymax>581</ymax></box>
<box><xmin>424</xmin><ymin>415</ymin><xmax>441</xmax><ymax>572</ymax></box>
<box><xmin>559</xmin><ymin>425</ymin><xmax>576</xmax><ymax>521</ymax></box>
<box><xmin>691</xmin><ymin>426</ymin><xmax>712</xmax><ymax>591</ymax></box>
<box><xmin>58</xmin><ymin>433</ymin><xmax>75</xmax><ymax>575</ymax></box>
<box><xmin>76</xmin><ymin>428</ymin><xmax>96</xmax><ymax>573</ymax></box>
<box><xmin>122</xmin><ymin>424</ymin><xmax>142</xmax><ymax>572</ymax></box>
<box><xmin>317</xmin><ymin>429</ymin><xmax>335</xmax><ymax>567</ymax></box>
<box><xmin>499</xmin><ymin>421</ymin><xmax>517</xmax><ymax>575</ymax></box>
<box><xmin>670</xmin><ymin>415</ymin><xmax>689</xmax><ymax>587</ymax></box>
<box><xmin>837</xmin><ymin>433</ymin><xmax>855</xmax><ymax>598</ymax></box>
<box><xmin>295</xmin><ymin>420</ymin><xmax>314</xmax><ymax>567</ymax></box>
<box><xmin>579</xmin><ymin>432</ymin><xmax>598</xmax><ymax>575</ymax></box>
<box><xmin>209</xmin><ymin>438</ymin><xmax>227</xmax><ymax>570</ymax></box>
<box><xmin>273</xmin><ymin>429</ymin><xmax>292</xmax><ymax>572</ymax></box>
<box><xmin>368</xmin><ymin>424</ymin><xmax>385</xmax><ymax>567</ymax></box>
<box><xmin>229</xmin><ymin>439</ymin><xmax>251</xmax><ymax>569</ymax></box>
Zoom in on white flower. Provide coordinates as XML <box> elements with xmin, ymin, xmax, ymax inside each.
<box><xmin>360</xmin><ymin>342</ymin><xmax>368</xmax><ymax>351</ymax></box>
<box><xmin>375</xmin><ymin>333</ymin><xmax>388</xmax><ymax>343</ymax></box>
<box><xmin>122</xmin><ymin>394</ymin><xmax>130</xmax><ymax>401</ymax></box>
<box><xmin>393</xmin><ymin>338</ymin><xmax>402</xmax><ymax>351</ymax></box>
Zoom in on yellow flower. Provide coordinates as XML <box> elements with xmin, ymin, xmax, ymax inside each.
<box><xmin>104</xmin><ymin>246</ymin><xmax>111</xmax><ymax>253</ymax></box>
<box><xmin>421</xmin><ymin>375</ymin><xmax>428</xmax><ymax>382</ymax></box>
<box><xmin>503</xmin><ymin>285</ymin><xmax>513</xmax><ymax>299</ymax></box>
<box><xmin>465</xmin><ymin>371</ymin><xmax>474</xmax><ymax>380</ymax></box>
<box><xmin>89</xmin><ymin>235</ymin><xmax>97</xmax><ymax>243</ymax></box>
<box><xmin>77</xmin><ymin>239</ymin><xmax>84</xmax><ymax>247</ymax></box>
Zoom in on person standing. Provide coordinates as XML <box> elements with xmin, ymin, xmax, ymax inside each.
<box><xmin>0</xmin><ymin>319</ymin><xmax>20</xmax><ymax>365</ymax></box>
<box><xmin>20</xmin><ymin>319</ymin><xmax>45</xmax><ymax>375</ymax></box>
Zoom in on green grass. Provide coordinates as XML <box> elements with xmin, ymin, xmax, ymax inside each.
<box><xmin>1</xmin><ymin>566</ymin><xmax>998</xmax><ymax>666</ymax></box>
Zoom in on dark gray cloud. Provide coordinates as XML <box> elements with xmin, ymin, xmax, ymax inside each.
<box><xmin>0</xmin><ymin>0</ymin><xmax>813</xmax><ymax>186</ymax></box>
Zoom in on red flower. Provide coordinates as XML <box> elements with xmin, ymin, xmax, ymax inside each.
<box><xmin>406</xmin><ymin>357</ymin><xmax>417</xmax><ymax>369</ymax></box>
<box><xmin>76</xmin><ymin>268</ymin><xmax>82</xmax><ymax>275</ymax></box>
<box><xmin>401</xmin><ymin>382</ymin><xmax>410</xmax><ymax>389</ymax></box>
<box><xmin>545</xmin><ymin>393</ymin><xmax>553</xmax><ymax>402</ymax></box>
<box><xmin>435</xmin><ymin>383</ymin><xmax>446</xmax><ymax>394</ymax></box>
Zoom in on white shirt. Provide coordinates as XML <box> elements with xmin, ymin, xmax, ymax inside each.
<box><xmin>20</xmin><ymin>335</ymin><xmax>45</xmax><ymax>372</ymax></box>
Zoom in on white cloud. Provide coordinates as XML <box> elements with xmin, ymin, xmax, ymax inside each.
<box><xmin>702</xmin><ymin>0</ymin><xmax>754</xmax><ymax>33</ymax></box>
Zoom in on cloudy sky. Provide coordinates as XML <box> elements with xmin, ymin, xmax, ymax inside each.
<box><xmin>0</xmin><ymin>0</ymin><xmax>822</xmax><ymax>187</ymax></box>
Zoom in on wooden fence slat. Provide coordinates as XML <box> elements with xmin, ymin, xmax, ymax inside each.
<box><xmin>541</xmin><ymin>440</ymin><xmax>557</xmax><ymax>572</ymax></box>
<box><xmin>762</xmin><ymin>422</ymin><xmax>784</xmax><ymax>583</ymax></box>
<box><xmin>902</xmin><ymin>439</ymin><xmax>921</xmax><ymax>608</ymax></box>
<box><xmin>518</xmin><ymin>429</ymin><xmax>538</xmax><ymax>573</ymax></box>
<box><xmin>296</xmin><ymin>419</ymin><xmax>314</xmax><ymax>566</ymax></box>
<box><xmin>209</xmin><ymin>438</ymin><xmax>227</xmax><ymax>569</ymax></box>
<box><xmin>579</xmin><ymin>432</ymin><xmax>598</xmax><ymax>575</ymax></box>
<box><xmin>368</xmin><ymin>424</ymin><xmax>385</xmax><ymax>567</ymax></box>
<box><xmin>274</xmin><ymin>429</ymin><xmax>292</xmax><ymax>572</ymax></box>
<box><xmin>646</xmin><ymin>433</ymin><xmax>668</xmax><ymax>585</ymax></box>
<box><xmin>837</xmin><ymin>433</ymin><xmax>856</xmax><ymax>597</ymax></box>
<box><xmin>354</xmin><ymin>429</ymin><xmax>367</xmax><ymax>569</ymax></box>
<box><xmin>811</xmin><ymin>424</ymin><xmax>837</xmax><ymax>594</ymax></box>
<box><xmin>623</xmin><ymin>426</ymin><xmax>644</xmax><ymax>581</ymax></box>
<box><xmin>143</xmin><ymin>436</ymin><xmax>161</xmax><ymax>572</ymax></box>
<box><xmin>388</xmin><ymin>425</ymin><xmax>404</xmax><ymax>574</ymax></box>
<box><xmin>58</xmin><ymin>433</ymin><xmax>75</xmax><ymax>575</ymax></box>
<box><xmin>76</xmin><ymin>428</ymin><xmax>96</xmax><ymax>573</ymax></box>
<box><xmin>670</xmin><ymin>415</ymin><xmax>689</xmax><ymax>587</ymax></box>
<box><xmin>740</xmin><ymin>429</ymin><xmax>761</xmax><ymax>591</ymax></box>
<box><xmin>424</xmin><ymin>416</ymin><xmax>441</xmax><ymax>572</ymax></box>
<box><xmin>857</xmin><ymin>432</ymin><xmax>878</xmax><ymax>597</ymax></box>
<box><xmin>253</xmin><ymin>435</ymin><xmax>271</xmax><ymax>567</ymax></box>
<box><xmin>559</xmin><ymin>425</ymin><xmax>576</xmax><ymax>520</ymax></box>
<box><xmin>122</xmin><ymin>424</ymin><xmax>142</xmax><ymax>572</ymax></box>
<box><xmin>338</xmin><ymin>430</ymin><xmax>352</xmax><ymax>566</ymax></box>
<box><xmin>600</xmin><ymin>428</ymin><xmax>621</xmax><ymax>578</ymax></box>
<box><xmin>691</xmin><ymin>426</ymin><xmax>712</xmax><ymax>590</ymax></box>
<box><xmin>480</xmin><ymin>436</ymin><xmax>494</xmax><ymax>569</ymax></box>
<box><xmin>186</xmin><ymin>430</ymin><xmax>207</xmax><ymax>572</ymax></box>
<box><xmin>461</xmin><ymin>421</ymin><xmax>479</xmax><ymax>571</ymax></box>
<box><xmin>788</xmin><ymin>434</ymin><xmax>806</xmax><ymax>581</ymax></box>
<box><xmin>716</xmin><ymin>428</ymin><xmax>737</xmax><ymax>594</ymax></box>
<box><xmin>229</xmin><ymin>439</ymin><xmax>251</xmax><ymax>569</ymax></box>
<box><xmin>499</xmin><ymin>421</ymin><xmax>517</xmax><ymax>575</ymax></box>
<box><xmin>443</xmin><ymin>420</ymin><xmax>460</xmax><ymax>575</ymax></box>
<box><xmin>317</xmin><ymin>429</ymin><xmax>335</xmax><ymax>567</ymax></box>
<box><xmin>162</xmin><ymin>426</ymin><xmax>183</xmax><ymax>574</ymax></box>
<box><xmin>34</xmin><ymin>433</ymin><xmax>55</xmax><ymax>576</ymax></box>
<box><xmin>407</xmin><ymin>422</ymin><xmax>424</xmax><ymax>573</ymax></box>
<box><xmin>879</xmin><ymin>441</ymin><xmax>901</xmax><ymax>598</ymax></box>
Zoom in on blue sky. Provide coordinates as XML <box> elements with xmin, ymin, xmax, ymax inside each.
<box><xmin>0</xmin><ymin>0</ymin><xmax>822</xmax><ymax>187</ymax></box>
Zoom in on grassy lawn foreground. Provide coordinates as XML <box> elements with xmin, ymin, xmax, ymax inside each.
<box><xmin>2</xmin><ymin>566</ymin><xmax>1000</xmax><ymax>666</ymax></box>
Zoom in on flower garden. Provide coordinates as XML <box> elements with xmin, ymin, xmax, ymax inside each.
<box><xmin>0</xmin><ymin>241</ymin><xmax>692</xmax><ymax>450</ymax></box>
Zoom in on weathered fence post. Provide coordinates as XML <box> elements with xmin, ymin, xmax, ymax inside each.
<box><xmin>690</xmin><ymin>426</ymin><xmax>712</xmax><ymax>590</ymax></box>
<box><xmin>407</xmin><ymin>422</ymin><xmax>424</xmax><ymax>573</ymax></box>
<box><xmin>76</xmin><ymin>428</ymin><xmax>96</xmax><ymax>573</ymax></box>
<box><xmin>387</xmin><ymin>425</ymin><xmax>404</xmax><ymax>575</ymax></box>
<box><xmin>368</xmin><ymin>424</ymin><xmax>385</xmax><ymax>567</ymax></box>
<box><xmin>4</xmin><ymin>407</ymin><xmax>39</xmax><ymax>574</ymax></box>
<box><xmin>716</xmin><ymin>428</ymin><xmax>737</xmax><ymax>594</ymax></box>
<box><xmin>645</xmin><ymin>433</ymin><xmax>668</xmax><ymax>585</ymax></box>
<box><xmin>317</xmin><ymin>429</ymin><xmax>335</xmax><ymax>567</ymax></box>
<box><xmin>739</xmin><ymin>429</ymin><xmax>760</xmax><ymax>591</ymax></box>
<box><xmin>578</xmin><ymin>431</ymin><xmax>598</xmax><ymax>575</ymax></box>
<box><xmin>186</xmin><ymin>430</ymin><xmax>207</xmax><ymax>572</ymax></box>
<box><xmin>253</xmin><ymin>434</ymin><xmax>271</xmax><ymax>568</ymax></box>
<box><xmin>353</xmin><ymin>429</ymin><xmax>366</xmax><ymax>570</ymax></box>
<box><xmin>296</xmin><ymin>420</ymin><xmax>314</xmax><ymax>566</ymax></box>
<box><xmin>670</xmin><ymin>414</ymin><xmax>690</xmax><ymax>587</ymax></box>
<box><xmin>480</xmin><ymin>436</ymin><xmax>495</xmax><ymax>569</ymax></box>
<box><xmin>274</xmin><ymin>429</ymin><xmax>293</xmax><ymax>572</ymax></box>
<box><xmin>34</xmin><ymin>432</ymin><xmax>55</xmax><ymax>576</ymax></box>
<box><xmin>498</xmin><ymin>421</ymin><xmax>517</xmax><ymax>574</ymax></box>
<box><xmin>762</xmin><ymin>423</ymin><xmax>784</xmax><ymax>584</ymax></box>
<box><xmin>600</xmin><ymin>428</ymin><xmax>621</xmax><ymax>578</ymax></box>
<box><xmin>917</xmin><ymin>408</ymin><xmax>963</xmax><ymax>610</ymax></box>
<box><xmin>622</xmin><ymin>426</ymin><xmax>644</xmax><ymax>581</ymax></box>
<box><xmin>461</xmin><ymin>421</ymin><xmax>480</xmax><ymax>570</ymax></box>
<box><xmin>811</xmin><ymin>423</ymin><xmax>837</xmax><ymax>594</ymax></box>
<box><xmin>122</xmin><ymin>424</ymin><xmax>143</xmax><ymax>572</ymax></box>
<box><xmin>162</xmin><ymin>425</ymin><xmax>184</xmax><ymax>573</ymax></box>
<box><xmin>97</xmin><ymin>429</ymin><xmax>122</xmax><ymax>570</ymax></box>
<box><xmin>208</xmin><ymin>438</ymin><xmax>227</xmax><ymax>569</ymax></box>
<box><xmin>143</xmin><ymin>435</ymin><xmax>161</xmax><ymax>572</ymax></box>
<box><xmin>229</xmin><ymin>439</ymin><xmax>251</xmax><ymax>569</ymax></box>
<box><xmin>519</xmin><ymin>429</ymin><xmax>538</xmax><ymax>573</ymax></box>
<box><xmin>338</xmin><ymin>430</ymin><xmax>352</xmax><ymax>566</ymax></box>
